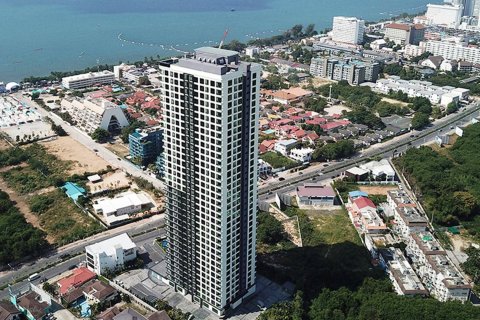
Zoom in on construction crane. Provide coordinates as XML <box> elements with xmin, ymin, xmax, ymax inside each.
<box><xmin>218</xmin><ymin>29</ymin><xmax>229</xmax><ymax>49</ymax></box>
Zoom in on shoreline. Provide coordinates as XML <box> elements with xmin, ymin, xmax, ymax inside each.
<box><xmin>11</xmin><ymin>10</ymin><xmax>425</xmax><ymax>84</ymax></box>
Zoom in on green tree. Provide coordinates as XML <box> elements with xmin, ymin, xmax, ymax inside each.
<box><xmin>411</xmin><ymin>112</ymin><xmax>430</xmax><ymax>130</ymax></box>
<box><xmin>31</xmin><ymin>92</ymin><xmax>40</xmax><ymax>100</ymax></box>
<box><xmin>138</xmin><ymin>76</ymin><xmax>151</xmax><ymax>86</ymax></box>
<box><xmin>447</xmin><ymin>102</ymin><xmax>459</xmax><ymax>114</ymax></box>
<box><xmin>257</xmin><ymin>212</ymin><xmax>285</xmax><ymax>245</ymax></box>
<box><xmin>90</xmin><ymin>128</ymin><xmax>111</xmax><ymax>143</ymax></box>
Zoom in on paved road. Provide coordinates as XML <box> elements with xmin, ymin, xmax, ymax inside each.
<box><xmin>259</xmin><ymin>102</ymin><xmax>480</xmax><ymax>201</ymax></box>
<box><xmin>0</xmin><ymin>214</ymin><xmax>165</xmax><ymax>290</ymax></box>
<box><xmin>11</xmin><ymin>93</ymin><xmax>165</xmax><ymax>190</ymax></box>
<box><xmin>0</xmin><ymin>222</ymin><xmax>165</xmax><ymax>300</ymax></box>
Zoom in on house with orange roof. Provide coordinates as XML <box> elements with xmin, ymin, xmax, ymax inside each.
<box><xmin>57</xmin><ymin>267</ymin><xmax>97</xmax><ymax>296</ymax></box>
<box><xmin>259</xmin><ymin>140</ymin><xmax>277</xmax><ymax>154</ymax></box>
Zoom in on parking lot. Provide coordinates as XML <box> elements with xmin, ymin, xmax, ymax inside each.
<box><xmin>0</xmin><ymin>96</ymin><xmax>54</xmax><ymax>142</ymax></box>
<box><xmin>115</xmin><ymin>241</ymin><xmax>294</xmax><ymax>320</ymax></box>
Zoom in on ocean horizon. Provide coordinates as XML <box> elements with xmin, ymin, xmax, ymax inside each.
<box><xmin>0</xmin><ymin>0</ymin><xmax>439</xmax><ymax>81</ymax></box>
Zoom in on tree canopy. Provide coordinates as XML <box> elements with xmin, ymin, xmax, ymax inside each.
<box><xmin>0</xmin><ymin>190</ymin><xmax>49</xmax><ymax>266</ymax></box>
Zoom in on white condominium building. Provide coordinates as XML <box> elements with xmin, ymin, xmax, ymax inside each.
<box><xmin>60</xmin><ymin>97</ymin><xmax>129</xmax><ymax>134</ymax></box>
<box><xmin>332</xmin><ymin>16</ymin><xmax>365</xmax><ymax>45</ymax></box>
<box><xmin>61</xmin><ymin>70</ymin><xmax>115</xmax><ymax>90</ymax></box>
<box><xmin>425</xmin><ymin>4</ymin><xmax>463</xmax><ymax>28</ymax></box>
<box><xmin>158</xmin><ymin>47</ymin><xmax>261</xmax><ymax>316</ymax></box>
<box><xmin>85</xmin><ymin>233</ymin><xmax>137</xmax><ymax>275</ymax></box>
<box><xmin>422</xmin><ymin>40</ymin><xmax>480</xmax><ymax>64</ymax></box>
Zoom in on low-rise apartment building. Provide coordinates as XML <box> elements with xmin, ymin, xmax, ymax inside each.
<box><xmin>61</xmin><ymin>97</ymin><xmax>129</xmax><ymax>134</ymax></box>
<box><xmin>382</xmin><ymin>248</ymin><xmax>429</xmax><ymax>296</ymax></box>
<box><xmin>375</xmin><ymin>76</ymin><xmax>469</xmax><ymax>106</ymax></box>
<box><xmin>85</xmin><ymin>233</ymin><xmax>137</xmax><ymax>275</ymax></box>
<box><xmin>62</xmin><ymin>71</ymin><xmax>115</xmax><ymax>90</ymax></box>
<box><xmin>129</xmin><ymin>126</ymin><xmax>163</xmax><ymax>166</ymax></box>
<box><xmin>407</xmin><ymin>231</ymin><xmax>471</xmax><ymax>302</ymax></box>
<box><xmin>393</xmin><ymin>206</ymin><xmax>428</xmax><ymax>238</ymax></box>
<box><xmin>310</xmin><ymin>57</ymin><xmax>380</xmax><ymax>85</ymax></box>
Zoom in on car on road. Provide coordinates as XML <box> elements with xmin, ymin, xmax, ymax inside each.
<box><xmin>323</xmin><ymin>163</ymin><xmax>329</xmax><ymax>167</ymax></box>
<box><xmin>298</xmin><ymin>171</ymin><xmax>303</xmax><ymax>175</ymax></box>
<box><xmin>117</xmin><ymin>157</ymin><xmax>121</xmax><ymax>161</ymax></box>
<box><xmin>93</xmin><ymin>149</ymin><xmax>98</xmax><ymax>152</ymax></box>
<box><xmin>279</xmin><ymin>177</ymin><xmax>285</xmax><ymax>181</ymax></box>
<box><xmin>257</xmin><ymin>300</ymin><xmax>267</xmax><ymax>311</ymax></box>
<box><xmin>68</xmin><ymin>265</ymin><xmax>76</xmax><ymax>270</ymax></box>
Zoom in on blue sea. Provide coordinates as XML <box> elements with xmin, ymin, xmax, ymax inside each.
<box><xmin>0</xmin><ymin>0</ymin><xmax>440</xmax><ymax>81</ymax></box>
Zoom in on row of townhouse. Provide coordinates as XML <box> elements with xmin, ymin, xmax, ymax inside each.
<box><xmin>386</xmin><ymin>190</ymin><xmax>471</xmax><ymax>302</ymax></box>
<box><xmin>375</xmin><ymin>76</ymin><xmax>470</xmax><ymax>106</ymax></box>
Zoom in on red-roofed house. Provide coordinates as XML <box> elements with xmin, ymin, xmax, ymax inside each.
<box><xmin>303</xmin><ymin>132</ymin><xmax>320</xmax><ymax>144</ymax></box>
<box><xmin>289</xmin><ymin>115</ymin><xmax>304</xmax><ymax>123</ymax></box>
<box><xmin>271</xmin><ymin>119</ymin><xmax>294</xmax><ymax>128</ymax></box>
<box><xmin>291</xmin><ymin>129</ymin><xmax>306</xmax><ymax>139</ymax></box>
<box><xmin>277</xmin><ymin>125</ymin><xmax>298</xmax><ymax>136</ymax></box>
<box><xmin>58</xmin><ymin>267</ymin><xmax>96</xmax><ymax>296</ymax></box>
<box><xmin>284</xmin><ymin>107</ymin><xmax>304</xmax><ymax>116</ymax></box>
<box><xmin>321</xmin><ymin>120</ymin><xmax>350</xmax><ymax>131</ymax></box>
<box><xmin>349</xmin><ymin>197</ymin><xmax>387</xmax><ymax>234</ymax></box>
<box><xmin>141</xmin><ymin>98</ymin><xmax>161</xmax><ymax>111</ymax></box>
<box><xmin>259</xmin><ymin>140</ymin><xmax>276</xmax><ymax>154</ymax></box>
<box><xmin>306</xmin><ymin>117</ymin><xmax>327</xmax><ymax>125</ymax></box>
<box><xmin>126</xmin><ymin>91</ymin><xmax>148</xmax><ymax>106</ymax></box>
<box><xmin>352</xmin><ymin>197</ymin><xmax>376</xmax><ymax>213</ymax></box>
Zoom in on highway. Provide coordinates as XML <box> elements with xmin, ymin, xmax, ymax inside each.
<box><xmin>0</xmin><ymin>216</ymin><xmax>165</xmax><ymax>300</ymax></box>
<box><xmin>11</xmin><ymin>93</ymin><xmax>165</xmax><ymax>190</ymax></box>
<box><xmin>258</xmin><ymin>102</ymin><xmax>480</xmax><ymax>201</ymax></box>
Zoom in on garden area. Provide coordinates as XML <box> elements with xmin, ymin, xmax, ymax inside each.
<box><xmin>0</xmin><ymin>143</ymin><xmax>103</xmax><ymax>246</ymax></box>
<box><xmin>260</xmin><ymin>151</ymin><xmax>299</xmax><ymax>169</ymax></box>
<box><xmin>29</xmin><ymin>189</ymin><xmax>103</xmax><ymax>245</ymax></box>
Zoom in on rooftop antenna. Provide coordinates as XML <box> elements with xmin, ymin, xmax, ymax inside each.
<box><xmin>218</xmin><ymin>29</ymin><xmax>229</xmax><ymax>49</ymax></box>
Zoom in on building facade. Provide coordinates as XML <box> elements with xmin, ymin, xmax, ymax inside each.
<box><xmin>384</xmin><ymin>23</ymin><xmax>425</xmax><ymax>45</ymax></box>
<box><xmin>422</xmin><ymin>40</ymin><xmax>480</xmax><ymax>64</ymax></box>
<box><xmin>85</xmin><ymin>233</ymin><xmax>137</xmax><ymax>275</ymax></box>
<box><xmin>425</xmin><ymin>4</ymin><xmax>463</xmax><ymax>28</ymax></box>
<box><xmin>129</xmin><ymin>126</ymin><xmax>164</xmax><ymax>166</ymax></box>
<box><xmin>62</xmin><ymin>71</ymin><xmax>115</xmax><ymax>90</ymax></box>
<box><xmin>158</xmin><ymin>47</ymin><xmax>261</xmax><ymax>316</ymax></box>
<box><xmin>332</xmin><ymin>16</ymin><xmax>365</xmax><ymax>45</ymax></box>
<box><xmin>310</xmin><ymin>57</ymin><xmax>379</xmax><ymax>85</ymax></box>
<box><xmin>60</xmin><ymin>97</ymin><xmax>129</xmax><ymax>134</ymax></box>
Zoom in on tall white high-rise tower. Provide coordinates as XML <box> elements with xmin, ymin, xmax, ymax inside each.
<box><xmin>158</xmin><ymin>47</ymin><xmax>261</xmax><ymax>317</ymax></box>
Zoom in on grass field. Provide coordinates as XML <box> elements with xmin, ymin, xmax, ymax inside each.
<box><xmin>29</xmin><ymin>189</ymin><xmax>103</xmax><ymax>245</ymax></box>
<box><xmin>260</xmin><ymin>151</ymin><xmax>298</xmax><ymax>169</ymax></box>
<box><xmin>310</xmin><ymin>209</ymin><xmax>362</xmax><ymax>246</ymax></box>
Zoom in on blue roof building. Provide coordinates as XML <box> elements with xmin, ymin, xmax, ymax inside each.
<box><xmin>348</xmin><ymin>190</ymin><xmax>369</xmax><ymax>200</ymax></box>
<box><xmin>63</xmin><ymin>182</ymin><xmax>86</xmax><ymax>201</ymax></box>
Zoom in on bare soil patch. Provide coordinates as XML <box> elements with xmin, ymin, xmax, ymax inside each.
<box><xmin>358</xmin><ymin>185</ymin><xmax>398</xmax><ymax>195</ymax></box>
<box><xmin>381</xmin><ymin>97</ymin><xmax>409</xmax><ymax>106</ymax></box>
<box><xmin>41</xmin><ymin>136</ymin><xmax>109</xmax><ymax>175</ymax></box>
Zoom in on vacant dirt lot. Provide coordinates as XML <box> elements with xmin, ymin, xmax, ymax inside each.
<box><xmin>381</xmin><ymin>97</ymin><xmax>409</xmax><ymax>106</ymax></box>
<box><xmin>41</xmin><ymin>136</ymin><xmax>109</xmax><ymax>175</ymax></box>
<box><xmin>358</xmin><ymin>185</ymin><xmax>398</xmax><ymax>195</ymax></box>
<box><xmin>0</xmin><ymin>139</ymin><xmax>11</xmax><ymax>150</ymax></box>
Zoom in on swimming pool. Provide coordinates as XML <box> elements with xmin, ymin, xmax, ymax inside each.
<box><xmin>71</xmin><ymin>297</ymin><xmax>91</xmax><ymax>318</ymax></box>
